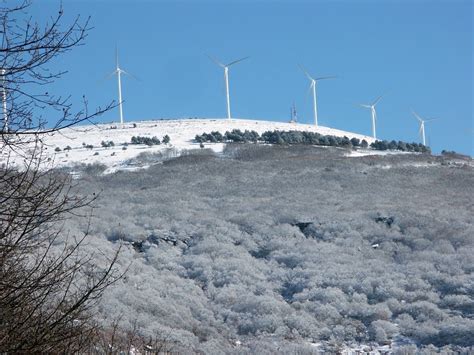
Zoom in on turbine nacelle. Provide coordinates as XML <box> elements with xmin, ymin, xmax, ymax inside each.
<box><xmin>108</xmin><ymin>47</ymin><xmax>138</xmax><ymax>80</ymax></box>
<box><xmin>298</xmin><ymin>64</ymin><xmax>336</xmax><ymax>83</ymax></box>
<box><xmin>412</xmin><ymin>110</ymin><xmax>436</xmax><ymax>125</ymax></box>
<box><xmin>359</xmin><ymin>95</ymin><xmax>384</xmax><ymax>111</ymax></box>
<box><xmin>207</xmin><ymin>54</ymin><xmax>249</xmax><ymax>69</ymax></box>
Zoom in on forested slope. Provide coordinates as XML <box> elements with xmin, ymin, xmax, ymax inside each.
<box><xmin>65</xmin><ymin>145</ymin><xmax>473</xmax><ymax>353</ymax></box>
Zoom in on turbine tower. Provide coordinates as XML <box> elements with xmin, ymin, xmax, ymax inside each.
<box><xmin>359</xmin><ymin>95</ymin><xmax>383</xmax><ymax>139</ymax></box>
<box><xmin>108</xmin><ymin>47</ymin><xmax>135</xmax><ymax>128</ymax></box>
<box><xmin>412</xmin><ymin>110</ymin><xmax>436</xmax><ymax>146</ymax></box>
<box><xmin>208</xmin><ymin>55</ymin><xmax>249</xmax><ymax>119</ymax></box>
<box><xmin>1</xmin><ymin>68</ymin><xmax>7</xmax><ymax>132</ymax></box>
<box><xmin>299</xmin><ymin>65</ymin><xmax>336</xmax><ymax>127</ymax></box>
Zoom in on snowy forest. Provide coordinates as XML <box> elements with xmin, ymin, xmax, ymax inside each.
<box><xmin>61</xmin><ymin>145</ymin><xmax>473</xmax><ymax>353</ymax></box>
<box><xmin>1</xmin><ymin>1</ymin><xmax>472</xmax><ymax>353</ymax></box>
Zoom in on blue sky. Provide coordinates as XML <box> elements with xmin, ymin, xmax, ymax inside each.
<box><xmin>32</xmin><ymin>0</ymin><xmax>472</xmax><ymax>155</ymax></box>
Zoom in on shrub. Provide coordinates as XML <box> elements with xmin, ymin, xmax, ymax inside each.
<box><xmin>397</xmin><ymin>141</ymin><xmax>407</xmax><ymax>151</ymax></box>
<box><xmin>350</xmin><ymin>137</ymin><xmax>360</xmax><ymax>147</ymax></box>
<box><xmin>81</xmin><ymin>162</ymin><xmax>107</xmax><ymax>175</ymax></box>
<box><xmin>371</xmin><ymin>140</ymin><xmax>389</xmax><ymax>150</ymax></box>
<box><xmin>341</xmin><ymin>136</ymin><xmax>352</xmax><ymax>148</ymax></box>
<box><xmin>101</xmin><ymin>140</ymin><xmax>115</xmax><ymax>148</ymax></box>
<box><xmin>130</xmin><ymin>136</ymin><xmax>161</xmax><ymax>146</ymax></box>
<box><xmin>224</xmin><ymin>129</ymin><xmax>246</xmax><ymax>142</ymax></box>
<box><xmin>388</xmin><ymin>140</ymin><xmax>398</xmax><ymax>150</ymax></box>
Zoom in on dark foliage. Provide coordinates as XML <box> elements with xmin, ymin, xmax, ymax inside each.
<box><xmin>370</xmin><ymin>140</ymin><xmax>430</xmax><ymax>153</ymax></box>
<box><xmin>131</xmin><ymin>135</ymin><xmax>161</xmax><ymax>146</ymax></box>
<box><xmin>351</xmin><ymin>137</ymin><xmax>361</xmax><ymax>147</ymax></box>
<box><xmin>101</xmin><ymin>140</ymin><xmax>115</xmax><ymax>148</ymax></box>
<box><xmin>195</xmin><ymin>130</ymin><xmax>432</xmax><ymax>153</ymax></box>
<box><xmin>130</xmin><ymin>135</ymin><xmax>171</xmax><ymax>146</ymax></box>
<box><xmin>375</xmin><ymin>216</ymin><xmax>395</xmax><ymax>228</ymax></box>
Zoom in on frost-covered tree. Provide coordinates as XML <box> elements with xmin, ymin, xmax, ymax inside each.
<box><xmin>0</xmin><ymin>1</ymin><xmax>120</xmax><ymax>352</ymax></box>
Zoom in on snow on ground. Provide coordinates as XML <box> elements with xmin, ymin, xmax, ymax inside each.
<box><xmin>2</xmin><ymin>118</ymin><xmax>377</xmax><ymax>172</ymax></box>
<box><xmin>345</xmin><ymin>150</ymin><xmax>411</xmax><ymax>158</ymax></box>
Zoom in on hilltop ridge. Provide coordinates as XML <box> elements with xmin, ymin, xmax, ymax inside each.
<box><xmin>2</xmin><ymin>118</ymin><xmax>380</xmax><ymax>173</ymax></box>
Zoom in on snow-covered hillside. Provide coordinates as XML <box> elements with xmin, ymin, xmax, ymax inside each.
<box><xmin>2</xmin><ymin>118</ymin><xmax>377</xmax><ymax>173</ymax></box>
<box><xmin>69</xmin><ymin>145</ymin><xmax>473</xmax><ymax>353</ymax></box>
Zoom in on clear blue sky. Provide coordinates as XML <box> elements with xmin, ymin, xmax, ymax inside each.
<box><xmin>31</xmin><ymin>0</ymin><xmax>472</xmax><ymax>155</ymax></box>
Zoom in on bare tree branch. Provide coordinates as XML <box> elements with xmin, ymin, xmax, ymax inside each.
<box><xmin>0</xmin><ymin>2</ymin><xmax>123</xmax><ymax>352</ymax></box>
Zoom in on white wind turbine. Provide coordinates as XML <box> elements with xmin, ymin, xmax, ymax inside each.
<box><xmin>208</xmin><ymin>55</ymin><xmax>249</xmax><ymax>119</ymax></box>
<box><xmin>1</xmin><ymin>68</ymin><xmax>7</xmax><ymax>132</ymax></box>
<box><xmin>359</xmin><ymin>95</ymin><xmax>384</xmax><ymax>139</ymax></box>
<box><xmin>299</xmin><ymin>65</ymin><xmax>336</xmax><ymax>127</ymax></box>
<box><xmin>108</xmin><ymin>47</ymin><xmax>136</xmax><ymax>128</ymax></box>
<box><xmin>412</xmin><ymin>110</ymin><xmax>436</xmax><ymax>146</ymax></box>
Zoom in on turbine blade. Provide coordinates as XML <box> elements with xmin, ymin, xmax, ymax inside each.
<box><xmin>424</xmin><ymin>118</ymin><xmax>437</xmax><ymax>123</ymax></box>
<box><xmin>314</xmin><ymin>75</ymin><xmax>337</xmax><ymax>81</ymax></box>
<box><xmin>226</xmin><ymin>56</ymin><xmax>249</xmax><ymax>67</ymax></box>
<box><xmin>298</xmin><ymin>64</ymin><xmax>314</xmax><ymax>81</ymax></box>
<box><xmin>359</xmin><ymin>103</ymin><xmax>371</xmax><ymax>108</ymax></box>
<box><xmin>98</xmin><ymin>70</ymin><xmax>116</xmax><ymax>84</ymax></box>
<box><xmin>372</xmin><ymin>94</ymin><xmax>383</xmax><ymax>106</ymax></box>
<box><xmin>115</xmin><ymin>46</ymin><xmax>119</xmax><ymax>69</ymax></box>
<box><xmin>307</xmin><ymin>82</ymin><xmax>314</xmax><ymax>96</ymax></box>
<box><xmin>121</xmin><ymin>69</ymin><xmax>140</xmax><ymax>81</ymax></box>
<box><xmin>206</xmin><ymin>54</ymin><xmax>225</xmax><ymax>68</ymax></box>
<box><xmin>411</xmin><ymin>109</ymin><xmax>423</xmax><ymax>122</ymax></box>
<box><xmin>105</xmin><ymin>70</ymin><xmax>116</xmax><ymax>80</ymax></box>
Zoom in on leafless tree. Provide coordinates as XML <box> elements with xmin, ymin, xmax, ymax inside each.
<box><xmin>0</xmin><ymin>1</ymin><xmax>121</xmax><ymax>352</ymax></box>
<box><xmin>94</xmin><ymin>316</ymin><xmax>177</xmax><ymax>354</ymax></box>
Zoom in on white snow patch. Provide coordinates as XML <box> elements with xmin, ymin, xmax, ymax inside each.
<box><xmin>346</xmin><ymin>149</ymin><xmax>413</xmax><ymax>158</ymax></box>
<box><xmin>1</xmin><ymin>118</ymin><xmax>376</xmax><ymax>173</ymax></box>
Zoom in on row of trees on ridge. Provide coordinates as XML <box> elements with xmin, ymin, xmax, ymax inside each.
<box><xmin>195</xmin><ymin>129</ymin><xmax>431</xmax><ymax>153</ymax></box>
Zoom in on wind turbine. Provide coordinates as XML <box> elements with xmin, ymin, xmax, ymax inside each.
<box><xmin>412</xmin><ymin>110</ymin><xmax>436</xmax><ymax>146</ymax></box>
<box><xmin>1</xmin><ymin>68</ymin><xmax>7</xmax><ymax>132</ymax></box>
<box><xmin>108</xmin><ymin>47</ymin><xmax>135</xmax><ymax>128</ymax></box>
<box><xmin>299</xmin><ymin>65</ymin><xmax>336</xmax><ymax>127</ymax></box>
<box><xmin>359</xmin><ymin>95</ymin><xmax>384</xmax><ymax>139</ymax></box>
<box><xmin>208</xmin><ymin>55</ymin><xmax>249</xmax><ymax>119</ymax></box>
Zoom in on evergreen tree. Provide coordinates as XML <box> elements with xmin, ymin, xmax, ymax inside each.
<box><xmin>350</xmin><ymin>137</ymin><xmax>361</xmax><ymax>147</ymax></box>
